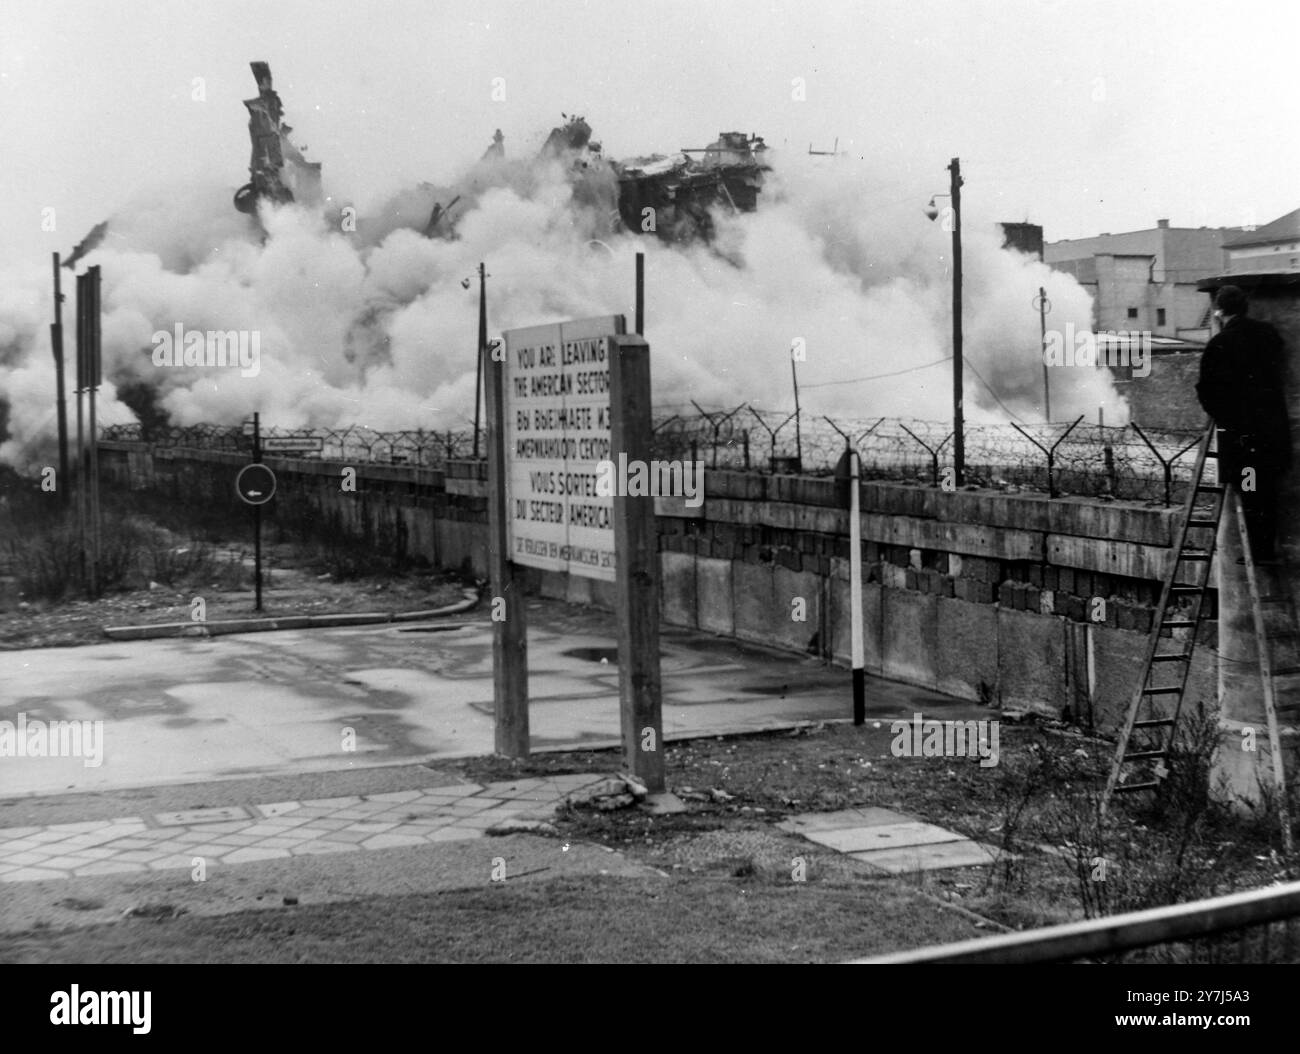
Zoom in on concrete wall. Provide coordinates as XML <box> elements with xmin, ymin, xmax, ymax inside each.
<box><xmin>99</xmin><ymin>443</ymin><xmax>489</xmax><ymax>575</ymax></box>
<box><xmin>653</xmin><ymin>472</ymin><xmax>1220</xmax><ymax>732</ymax></box>
<box><xmin>1114</xmin><ymin>350</ymin><xmax>1207</xmax><ymax>430</ymax></box>
<box><xmin>99</xmin><ymin>440</ymin><xmax>1213</xmax><ymax>735</ymax></box>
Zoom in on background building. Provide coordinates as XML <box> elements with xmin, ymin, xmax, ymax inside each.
<box><xmin>1224</xmin><ymin>208</ymin><xmax>1300</xmax><ymax>274</ymax></box>
<box><xmin>1046</xmin><ymin>219</ymin><xmax>1246</xmax><ymax>342</ymax></box>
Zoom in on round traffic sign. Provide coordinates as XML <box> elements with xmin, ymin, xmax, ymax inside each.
<box><xmin>236</xmin><ymin>463</ymin><xmax>277</xmax><ymax>505</ymax></box>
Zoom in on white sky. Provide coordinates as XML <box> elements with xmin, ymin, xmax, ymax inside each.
<box><xmin>2</xmin><ymin>0</ymin><xmax>1297</xmax><ymax>269</ymax></box>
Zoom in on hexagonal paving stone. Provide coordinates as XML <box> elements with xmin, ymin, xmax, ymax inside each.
<box><xmin>413</xmin><ymin>784</ymin><xmax>482</xmax><ymax>798</ymax></box>
<box><xmin>154</xmin><ymin>806</ymin><xmax>251</xmax><ymax>826</ymax></box>
<box><xmin>73</xmin><ymin>861</ymin><xmax>147</xmax><ymax>877</ymax></box>
<box><xmin>320</xmin><ymin>830</ymin><xmax>372</xmax><ymax>844</ymax></box>
<box><xmin>0</xmin><ymin>827</ymin><xmax>45</xmax><ymax>841</ymax></box>
<box><xmin>0</xmin><ymin>851</ymin><xmax>56</xmax><ymax>867</ymax></box>
<box><xmin>360</xmin><ymin>833</ymin><xmax>428</xmax><ymax>850</ymax></box>
<box><xmin>146</xmin><ymin>856</ymin><xmax>194</xmax><ymax>871</ymax></box>
<box><xmin>3</xmin><ymin>866</ymin><xmax>70</xmax><ymax>882</ymax></box>
<box><xmin>290</xmin><ymin>841</ymin><xmax>361</xmax><ymax>856</ymax></box>
<box><xmin>426</xmin><ymin>827</ymin><xmax>481</xmax><ymax>842</ymax></box>
<box><xmin>223</xmin><ymin>847</ymin><xmax>292</xmax><ymax>864</ymax></box>
<box><xmin>256</xmin><ymin>802</ymin><xmax>301</xmax><ymax>818</ymax></box>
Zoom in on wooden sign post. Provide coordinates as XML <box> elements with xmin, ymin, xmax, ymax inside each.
<box><xmin>485</xmin><ymin>328</ymin><xmax>529</xmax><ymax>757</ymax></box>
<box><xmin>489</xmin><ymin>314</ymin><xmax>664</xmax><ymax>788</ymax></box>
<box><xmin>607</xmin><ymin>334</ymin><xmax>665</xmax><ymax>792</ymax></box>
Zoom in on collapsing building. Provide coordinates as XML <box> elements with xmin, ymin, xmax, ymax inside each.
<box><xmin>230</xmin><ymin>64</ymin><xmax>768</xmax><ymax>245</ymax></box>
<box><xmin>233</xmin><ymin>62</ymin><xmax>322</xmax><ymax>215</ymax></box>
<box><xmin>528</xmin><ymin>115</ymin><xmax>770</xmax><ymax>243</ymax></box>
<box><xmin>614</xmin><ymin>130</ymin><xmax>768</xmax><ymax>242</ymax></box>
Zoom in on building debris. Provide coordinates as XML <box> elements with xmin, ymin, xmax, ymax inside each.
<box><xmin>234</xmin><ymin>62</ymin><xmax>322</xmax><ymax>215</ymax></box>
<box><xmin>533</xmin><ymin>115</ymin><xmax>770</xmax><ymax>243</ymax></box>
<box><xmin>616</xmin><ymin>130</ymin><xmax>768</xmax><ymax>242</ymax></box>
<box><xmin>63</xmin><ymin>221</ymin><xmax>110</xmax><ymax>270</ymax></box>
<box><xmin>423</xmin><ymin>195</ymin><xmax>460</xmax><ymax>238</ymax></box>
<box><xmin>482</xmin><ymin>128</ymin><xmax>505</xmax><ymax>162</ymax></box>
<box><xmin>564</xmin><ymin>773</ymin><xmax>650</xmax><ymax>811</ymax></box>
<box><xmin>230</xmin><ymin>66</ymin><xmax>768</xmax><ymax>245</ymax></box>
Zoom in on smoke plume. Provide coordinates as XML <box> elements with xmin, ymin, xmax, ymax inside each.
<box><xmin>0</xmin><ymin>137</ymin><xmax>1120</xmax><ymax>470</ymax></box>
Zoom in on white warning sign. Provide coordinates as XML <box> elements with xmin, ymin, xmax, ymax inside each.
<box><xmin>502</xmin><ymin>315</ymin><xmax>626</xmax><ymax>581</ymax></box>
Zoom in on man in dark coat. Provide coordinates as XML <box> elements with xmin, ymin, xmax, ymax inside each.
<box><xmin>1195</xmin><ymin>285</ymin><xmax>1292</xmax><ymax>561</ymax></box>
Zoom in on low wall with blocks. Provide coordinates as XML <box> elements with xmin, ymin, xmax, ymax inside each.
<box><xmin>98</xmin><ymin>441</ymin><xmax>1217</xmax><ymax>734</ymax></box>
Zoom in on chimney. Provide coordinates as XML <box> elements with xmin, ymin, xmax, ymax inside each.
<box><xmin>1157</xmin><ymin>219</ymin><xmax>1170</xmax><ymax>229</ymax></box>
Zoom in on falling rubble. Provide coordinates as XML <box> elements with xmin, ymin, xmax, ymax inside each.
<box><xmin>523</xmin><ymin>114</ymin><xmax>771</xmax><ymax>243</ymax></box>
<box><xmin>233</xmin><ymin>61</ymin><xmax>322</xmax><ymax>215</ymax></box>
<box><xmin>230</xmin><ymin>64</ymin><xmax>768</xmax><ymax>246</ymax></box>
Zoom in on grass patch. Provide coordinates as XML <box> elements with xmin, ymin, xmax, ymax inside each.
<box><xmin>456</xmin><ymin>718</ymin><xmax>1299</xmax><ymax>956</ymax></box>
<box><xmin>0</xmin><ymin>500</ymin><xmax>468</xmax><ymax>649</ymax></box>
<box><xmin>0</xmin><ymin>874</ymin><xmax>980</xmax><ymax>964</ymax></box>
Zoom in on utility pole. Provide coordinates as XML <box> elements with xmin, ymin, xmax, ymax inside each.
<box><xmin>635</xmin><ymin>252</ymin><xmax>644</xmax><ymax>336</ymax></box>
<box><xmin>87</xmin><ymin>266</ymin><xmax>102</xmax><ymax>595</ymax></box>
<box><xmin>470</xmin><ymin>262</ymin><xmax>486</xmax><ymax>457</ymax></box>
<box><xmin>74</xmin><ymin>272</ymin><xmax>86</xmax><ymax>588</ymax></box>
<box><xmin>849</xmin><ymin>448</ymin><xmax>864</xmax><ymax>724</ymax></box>
<box><xmin>50</xmin><ymin>253</ymin><xmax>69</xmax><ymax>506</ymax></box>
<box><xmin>474</xmin><ymin>262</ymin><xmax>487</xmax><ymax>460</ymax></box>
<box><xmin>1035</xmin><ymin>286</ymin><xmax>1052</xmax><ymax>422</ymax></box>
<box><xmin>791</xmin><ymin>354</ymin><xmax>803</xmax><ymax>466</ymax></box>
<box><xmin>253</xmin><ymin>411</ymin><xmax>263</xmax><ymax>612</ymax></box>
<box><xmin>949</xmin><ymin>157</ymin><xmax>964</xmax><ymax>487</ymax></box>
<box><xmin>75</xmin><ymin>266</ymin><xmax>103</xmax><ymax>595</ymax></box>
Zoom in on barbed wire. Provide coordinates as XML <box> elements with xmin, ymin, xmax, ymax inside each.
<box><xmin>98</xmin><ymin>423</ymin><xmax>479</xmax><ymax>466</ymax></box>
<box><xmin>100</xmin><ymin>409</ymin><xmax>1212</xmax><ymax>505</ymax></box>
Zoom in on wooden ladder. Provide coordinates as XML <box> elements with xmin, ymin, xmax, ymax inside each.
<box><xmin>1232</xmin><ymin>496</ymin><xmax>1297</xmax><ymax>855</ymax></box>
<box><xmin>1100</xmin><ymin>422</ymin><xmax>1294</xmax><ymax>855</ymax></box>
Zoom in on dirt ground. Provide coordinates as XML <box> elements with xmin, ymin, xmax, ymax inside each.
<box><xmin>0</xmin><ymin>545</ymin><xmax>469</xmax><ymax>649</ymax></box>
<box><xmin>1</xmin><ymin>713</ymin><xmax>1294</xmax><ymax>962</ymax></box>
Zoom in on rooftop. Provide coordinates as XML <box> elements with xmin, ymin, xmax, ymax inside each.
<box><xmin>1049</xmin><ymin>221</ymin><xmax>1242</xmax><ymax>244</ymax></box>
<box><xmin>1198</xmin><ymin>271</ymin><xmax>1300</xmax><ymax>292</ymax></box>
<box><xmin>1222</xmin><ymin>208</ymin><xmax>1300</xmax><ymax>249</ymax></box>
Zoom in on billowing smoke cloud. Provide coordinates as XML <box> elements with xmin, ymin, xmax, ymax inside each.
<box><xmin>0</xmin><ymin>139</ymin><xmax>1120</xmax><ymax>471</ymax></box>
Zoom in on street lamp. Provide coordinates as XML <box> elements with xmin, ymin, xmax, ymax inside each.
<box><xmin>924</xmin><ymin>158</ymin><xmax>964</xmax><ymax>486</ymax></box>
<box><xmin>585</xmin><ymin>240</ymin><xmax>645</xmax><ymax>336</ymax></box>
<box><xmin>1032</xmin><ymin>288</ymin><xmax>1052</xmax><ymax>422</ymax></box>
<box><xmin>464</xmin><ymin>264</ymin><xmax>489</xmax><ymax>460</ymax></box>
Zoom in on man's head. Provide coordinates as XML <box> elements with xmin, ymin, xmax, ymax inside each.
<box><xmin>1215</xmin><ymin>285</ymin><xmax>1248</xmax><ymax>320</ymax></box>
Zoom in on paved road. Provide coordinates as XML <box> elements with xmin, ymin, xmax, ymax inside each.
<box><xmin>0</xmin><ymin>603</ymin><xmax>981</xmax><ymax>798</ymax></box>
